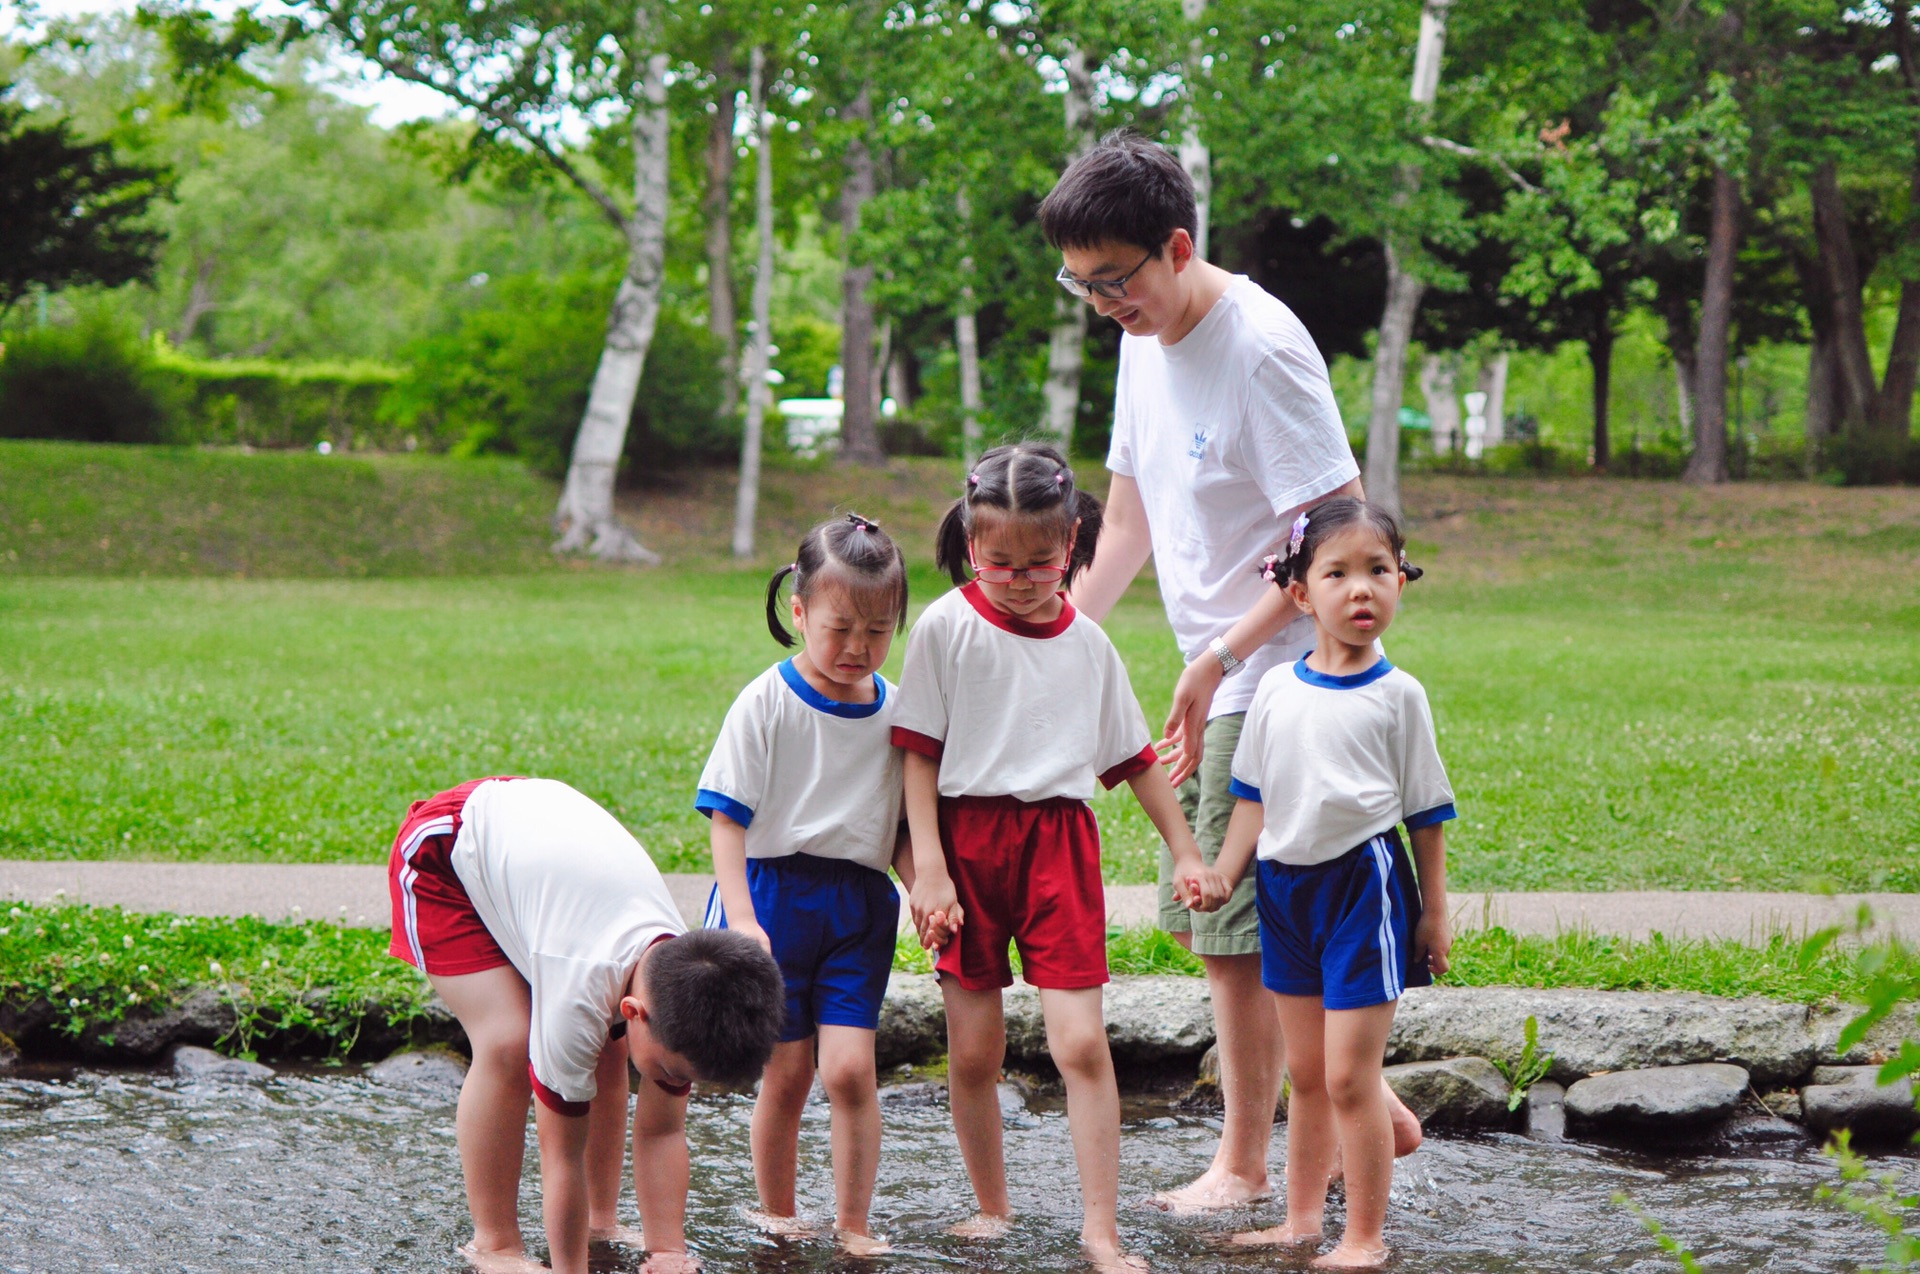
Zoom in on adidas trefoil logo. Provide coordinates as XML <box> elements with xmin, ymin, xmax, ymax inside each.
<box><xmin>1188</xmin><ymin>429</ymin><xmax>1209</xmax><ymax>460</ymax></box>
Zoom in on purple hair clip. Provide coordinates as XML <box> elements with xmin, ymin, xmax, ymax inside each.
<box><xmin>1285</xmin><ymin>511</ymin><xmax>1310</xmax><ymax>559</ymax></box>
<box><xmin>1259</xmin><ymin>553</ymin><xmax>1281</xmax><ymax>583</ymax></box>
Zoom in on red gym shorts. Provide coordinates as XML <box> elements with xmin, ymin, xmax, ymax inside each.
<box><xmin>387</xmin><ymin>777</ymin><xmax>521</xmax><ymax>977</ymax></box>
<box><xmin>934</xmin><ymin>794</ymin><xmax>1108</xmax><ymax>992</ymax></box>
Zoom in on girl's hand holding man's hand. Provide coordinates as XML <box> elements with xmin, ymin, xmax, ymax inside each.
<box><xmin>1176</xmin><ymin>867</ymin><xmax>1231</xmax><ymax>913</ymax></box>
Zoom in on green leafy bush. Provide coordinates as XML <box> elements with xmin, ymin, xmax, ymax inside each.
<box><xmin>155</xmin><ymin>344</ymin><xmax>402</xmax><ymax>450</ymax></box>
<box><xmin>0</xmin><ymin>311</ymin><xmax>178</xmax><ymax>444</ymax></box>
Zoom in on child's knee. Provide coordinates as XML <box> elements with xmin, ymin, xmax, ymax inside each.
<box><xmin>1045</xmin><ymin>1021</ymin><xmax>1111</xmax><ymax>1078</ymax></box>
<box><xmin>469</xmin><ymin>1028</ymin><xmax>532</xmax><ymax>1081</ymax></box>
<box><xmin>819</xmin><ymin>1052</ymin><xmax>876</xmax><ymax>1104</ymax></box>
<box><xmin>1324</xmin><ymin>1064</ymin><xmax>1381</xmax><ymax>1111</ymax></box>
<box><xmin>947</xmin><ymin>1035</ymin><xmax>1005</xmax><ymax>1083</ymax></box>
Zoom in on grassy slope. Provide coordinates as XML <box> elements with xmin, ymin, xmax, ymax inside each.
<box><xmin>0</xmin><ymin>441</ymin><xmax>1915</xmax><ymax>889</ymax></box>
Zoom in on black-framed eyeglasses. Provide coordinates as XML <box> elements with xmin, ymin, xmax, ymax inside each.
<box><xmin>1055</xmin><ymin>248</ymin><xmax>1155</xmax><ymax>300</ymax></box>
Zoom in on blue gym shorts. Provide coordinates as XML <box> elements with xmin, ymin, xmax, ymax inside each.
<box><xmin>1255</xmin><ymin>827</ymin><xmax>1432</xmax><ymax>1010</ymax></box>
<box><xmin>702</xmin><ymin>852</ymin><xmax>898</xmax><ymax>1043</ymax></box>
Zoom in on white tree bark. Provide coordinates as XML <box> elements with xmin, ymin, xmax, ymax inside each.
<box><xmin>1478</xmin><ymin>351</ymin><xmax>1509</xmax><ymax>445</ymax></box>
<box><xmin>1178</xmin><ymin>0</ymin><xmax>1211</xmax><ymax>262</ymax></box>
<box><xmin>1362</xmin><ymin>0</ymin><xmax>1450</xmax><ymax>520</ymax></box>
<box><xmin>1040</xmin><ymin>45</ymin><xmax>1097</xmax><ymax>448</ymax></box>
<box><xmin>956</xmin><ymin>188</ymin><xmax>985</xmax><ymax>468</ymax></box>
<box><xmin>553</xmin><ymin>7</ymin><xmax>669</xmax><ymax>563</ymax></box>
<box><xmin>1419</xmin><ymin>353</ymin><xmax>1460</xmax><ymax>454</ymax></box>
<box><xmin>731</xmin><ymin>46</ymin><xmax>775</xmax><ymax>560</ymax></box>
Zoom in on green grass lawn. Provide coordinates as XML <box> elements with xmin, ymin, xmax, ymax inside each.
<box><xmin>1</xmin><ymin>442</ymin><xmax>1916</xmax><ymax>890</ymax></box>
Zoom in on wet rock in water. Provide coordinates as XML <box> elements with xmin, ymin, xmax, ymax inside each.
<box><xmin>1383</xmin><ymin>1057</ymin><xmax>1512</xmax><ymax>1128</ymax></box>
<box><xmin>1524</xmin><ymin>1081</ymin><xmax>1567</xmax><ymax>1141</ymax></box>
<box><xmin>94</xmin><ymin>989</ymin><xmax>239</xmax><ymax>1061</ymax></box>
<box><xmin>878</xmin><ymin>1081</ymin><xmax>945</xmax><ymax>1109</ymax></box>
<box><xmin>1760</xmin><ymin>1090</ymin><xmax>1803</xmax><ymax>1123</ymax></box>
<box><xmin>368</xmin><ymin>1046</ymin><xmax>469</xmax><ymax>1094</ymax></box>
<box><xmin>1801</xmin><ymin>1067</ymin><xmax>1920</xmax><ymax>1143</ymax></box>
<box><xmin>997</xmin><ymin>1082</ymin><xmax>1036</xmax><ymax>1127</ymax></box>
<box><xmin>1722</xmin><ymin>1112</ymin><xmax>1806</xmax><ymax>1144</ymax></box>
<box><xmin>876</xmin><ymin>974</ymin><xmax>946</xmax><ymax>1068</ymax></box>
<box><xmin>172</xmin><ymin>1044</ymin><xmax>274</xmax><ymax>1084</ymax></box>
<box><xmin>1389</xmin><ymin>987</ymin><xmax>1812</xmax><ymax>1087</ymax></box>
<box><xmin>1565</xmin><ymin>1063</ymin><xmax>1750</xmax><ymax>1133</ymax></box>
<box><xmin>1178</xmin><ymin>1044</ymin><xmax>1223</xmax><ymax>1110</ymax></box>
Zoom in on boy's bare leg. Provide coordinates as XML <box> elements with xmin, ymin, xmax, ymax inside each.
<box><xmin>748</xmin><ymin>1036</ymin><xmax>818</xmax><ymax>1234</ymax></box>
<box><xmin>817</xmin><ymin>1024</ymin><xmax>889</xmax><ymax>1252</ymax></box>
<box><xmin>427</xmin><ymin>967</ymin><xmax>546</xmax><ymax>1274</ymax></box>
<box><xmin>1038</xmin><ymin>986</ymin><xmax>1144</xmax><ymax>1274</ymax></box>
<box><xmin>941</xmin><ymin>980</ymin><xmax>1013</xmax><ymax>1235</ymax></box>
<box><xmin>586</xmin><ymin>1035</ymin><xmax>644</xmax><ymax>1245</ymax></box>
<box><xmin>1234</xmin><ymin>994</ymin><xmax>1329</xmax><ymax>1249</ymax></box>
<box><xmin>1155</xmin><ymin>947</ymin><xmax>1281</xmax><ymax>1211</ymax></box>
<box><xmin>1311</xmin><ymin>1003</ymin><xmax>1398</xmax><ymax>1269</ymax></box>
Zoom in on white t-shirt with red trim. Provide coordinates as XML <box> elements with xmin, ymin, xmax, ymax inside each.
<box><xmin>1109</xmin><ymin>276</ymin><xmax>1360</xmax><ymax>719</ymax></box>
<box><xmin>891</xmin><ymin>582</ymin><xmax>1157</xmax><ymax>801</ymax></box>
<box><xmin>449</xmin><ymin>777</ymin><xmax>687</xmax><ymax>1111</ymax></box>
<box><xmin>694</xmin><ymin>659</ymin><xmax>903</xmax><ymax>873</ymax></box>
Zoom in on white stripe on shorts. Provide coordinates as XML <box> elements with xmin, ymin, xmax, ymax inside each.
<box><xmin>396</xmin><ymin>815</ymin><xmax>455</xmax><ymax>971</ymax></box>
<box><xmin>1370</xmin><ymin>835</ymin><xmax>1401</xmax><ymax>1002</ymax></box>
<box><xmin>702</xmin><ymin>883</ymin><xmax>727</xmax><ymax>930</ymax></box>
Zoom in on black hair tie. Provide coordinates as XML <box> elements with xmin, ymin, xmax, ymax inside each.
<box><xmin>846</xmin><ymin>513</ymin><xmax>880</xmax><ymax>533</ymax></box>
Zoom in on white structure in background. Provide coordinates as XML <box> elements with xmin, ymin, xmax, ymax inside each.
<box><xmin>776</xmin><ymin>392</ymin><xmax>894</xmax><ymax>459</ymax></box>
<box><xmin>1462</xmin><ymin>391</ymin><xmax>1488</xmax><ymax>459</ymax></box>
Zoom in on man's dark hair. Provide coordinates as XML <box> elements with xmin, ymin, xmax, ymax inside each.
<box><xmin>1037</xmin><ymin>129</ymin><xmax>1198</xmax><ymax>258</ymax></box>
<box><xmin>644</xmin><ymin>929</ymin><xmax>784</xmax><ymax>1087</ymax></box>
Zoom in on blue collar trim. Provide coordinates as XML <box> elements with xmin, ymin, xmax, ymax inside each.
<box><xmin>1293</xmin><ymin>654</ymin><xmax>1394</xmax><ymax>690</ymax></box>
<box><xmin>779</xmin><ymin>658</ymin><xmax>886</xmax><ymax>717</ymax></box>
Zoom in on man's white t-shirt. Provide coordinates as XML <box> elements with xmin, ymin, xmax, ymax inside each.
<box><xmin>891</xmin><ymin>583</ymin><xmax>1157</xmax><ymax>802</ymax></box>
<box><xmin>450</xmin><ymin>777</ymin><xmax>686</xmax><ymax>1108</ymax></box>
<box><xmin>695</xmin><ymin>660</ymin><xmax>903</xmax><ymax>874</ymax></box>
<box><xmin>1228</xmin><ymin>658</ymin><xmax>1456</xmax><ymax>865</ymax></box>
<box><xmin>1108</xmin><ymin>276</ymin><xmax>1360</xmax><ymax>718</ymax></box>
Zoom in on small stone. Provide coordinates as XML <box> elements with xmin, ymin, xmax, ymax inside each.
<box><xmin>368</xmin><ymin>1046</ymin><xmax>468</xmax><ymax>1094</ymax></box>
<box><xmin>877</xmin><ymin>1081</ymin><xmax>944</xmax><ymax>1109</ymax></box>
<box><xmin>1524</xmin><ymin>1081</ymin><xmax>1567</xmax><ymax>1141</ymax></box>
<box><xmin>1723</xmin><ymin>1112</ymin><xmax>1805</xmax><ymax>1144</ymax></box>
<box><xmin>1383</xmin><ymin>1057</ymin><xmax>1512</xmax><ymax>1128</ymax></box>
<box><xmin>1565</xmin><ymin>1063</ymin><xmax>1749</xmax><ymax>1133</ymax></box>
<box><xmin>1802</xmin><ymin>1075</ymin><xmax>1920</xmax><ymax>1144</ymax></box>
<box><xmin>997</xmin><ymin>1082</ymin><xmax>1035</xmax><ymax>1127</ymax></box>
<box><xmin>171</xmin><ymin>1044</ymin><xmax>274</xmax><ymax>1084</ymax></box>
<box><xmin>1760</xmin><ymin>1090</ymin><xmax>1802</xmax><ymax>1122</ymax></box>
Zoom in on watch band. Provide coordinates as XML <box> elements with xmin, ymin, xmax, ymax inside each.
<box><xmin>1209</xmin><ymin>636</ymin><xmax>1243</xmax><ymax>677</ymax></box>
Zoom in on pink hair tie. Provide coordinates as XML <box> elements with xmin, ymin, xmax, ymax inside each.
<box><xmin>1259</xmin><ymin>553</ymin><xmax>1281</xmax><ymax>583</ymax></box>
<box><xmin>967</xmin><ymin>473</ymin><xmax>980</xmax><ymax>488</ymax></box>
<box><xmin>1055</xmin><ymin>471</ymin><xmax>1067</xmax><ymax>486</ymax></box>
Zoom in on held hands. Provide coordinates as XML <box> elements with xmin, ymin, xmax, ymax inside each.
<box><xmin>1160</xmin><ymin>656</ymin><xmax>1225</xmax><ymax>789</ymax></box>
<box><xmin>908</xmin><ymin>874</ymin><xmax>964</xmax><ymax>950</ymax></box>
<box><xmin>1171</xmin><ymin>857</ymin><xmax>1232</xmax><ymax>913</ymax></box>
<box><xmin>1412</xmin><ymin>908</ymin><xmax>1453</xmax><ymax>977</ymax></box>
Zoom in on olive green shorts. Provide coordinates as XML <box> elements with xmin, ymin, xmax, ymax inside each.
<box><xmin>1155</xmin><ymin>712</ymin><xmax>1261</xmax><ymax>957</ymax></box>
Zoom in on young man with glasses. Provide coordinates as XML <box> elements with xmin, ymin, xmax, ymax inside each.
<box><xmin>1040</xmin><ymin>130</ymin><xmax>1422</xmax><ymax>1212</ymax></box>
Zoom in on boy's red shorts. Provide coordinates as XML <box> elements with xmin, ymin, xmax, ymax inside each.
<box><xmin>387</xmin><ymin>778</ymin><xmax>522</xmax><ymax>977</ymax></box>
<box><xmin>934</xmin><ymin>795</ymin><xmax>1108</xmax><ymax>992</ymax></box>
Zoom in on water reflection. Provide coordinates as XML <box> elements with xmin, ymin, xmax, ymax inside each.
<box><xmin>0</xmin><ymin>1065</ymin><xmax>1903</xmax><ymax>1273</ymax></box>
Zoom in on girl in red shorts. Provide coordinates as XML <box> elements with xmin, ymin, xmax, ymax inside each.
<box><xmin>892</xmin><ymin>442</ymin><xmax>1227</xmax><ymax>1273</ymax></box>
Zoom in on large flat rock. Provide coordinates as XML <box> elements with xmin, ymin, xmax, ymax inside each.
<box><xmin>1565</xmin><ymin>1063</ymin><xmax>1751</xmax><ymax>1132</ymax></box>
<box><xmin>1383</xmin><ymin>1056</ymin><xmax>1512</xmax><ymax>1128</ymax></box>
<box><xmin>876</xmin><ymin>973</ymin><xmax>1215</xmax><ymax>1071</ymax></box>
<box><xmin>1800</xmin><ymin>1066</ymin><xmax>1920</xmax><ymax>1143</ymax></box>
<box><xmin>1387</xmin><ymin>986</ymin><xmax>1815</xmax><ymax>1087</ymax></box>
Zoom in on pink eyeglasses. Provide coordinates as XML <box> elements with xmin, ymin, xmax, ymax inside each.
<box><xmin>969</xmin><ymin>546</ymin><xmax>1068</xmax><ymax>585</ymax></box>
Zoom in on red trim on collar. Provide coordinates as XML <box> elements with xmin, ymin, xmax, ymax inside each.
<box><xmin>891</xmin><ymin>727</ymin><xmax>945</xmax><ymax>759</ymax></box>
<box><xmin>1098</xmin><ymin>743</ymin><xmax>1159</xmax><ymax>791</ymax></box>
<box><xmin>959</xmin><ymin>580</ymin><xmax>1076</xmax><ymax>639</ymax></box>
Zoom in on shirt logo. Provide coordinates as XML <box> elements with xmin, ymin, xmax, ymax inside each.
<box><xmin>1188</xmin><ymin>428</ymin><xmax>1209</xmax><ymax>460</ymax></box>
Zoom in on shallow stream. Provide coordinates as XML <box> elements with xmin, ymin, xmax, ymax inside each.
<box><xmin>0</xmin><ymin>1065</ymin><xmax>1906</xmax><ymax>1273</ymax></box>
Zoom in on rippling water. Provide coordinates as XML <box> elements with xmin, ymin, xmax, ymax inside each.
<box><xmin>0</xmin><ymin>1065</ymin><xmax>1904</xmax><ymax>1273</ymax></box>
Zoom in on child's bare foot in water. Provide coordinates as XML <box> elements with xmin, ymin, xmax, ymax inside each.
<box><xmin>946</xmin><ymin>1211</ymin><xmax>1014</xmax><ymax>1239</ymax></box>
<box><xmin>1312</xmin><ymin>1240</ymin><xmax>1390</xmax><ymax>1269</ymax></box>
<box><xmin>1229</xmin><ymin>1222</ymin><xmax>1323</xmax><ymax>1248</ymax></box>
<box><xmin>1081</xmin><ymin>1230</ymin><xmax>1149</xmax><ymax>1272</ymax></box>
<box><xmin>457</xmin><ymin>1241</ymin><xmax>546</xmax><ymax>1274</ymax></box>
<box><xmin>589</xmin><ymin>1223</ymin><xmax>647</xmax><ymax>1247</ymax></box>
<box><xmin>1147</xmin><ymin>1163</ymin><xmax>1271</xmax><ymax>1213</ymax></box>
<box><xmin>744</xmin><ymin>1209</ymin><xmax>816</xmax><ymax>1239</ymax></box>
<box><xmin>637</xmin><ymin>1252</ymin><xmax>702</xmax><ymax>1274</ymax></box>
<box><xmin>836</xmin><ymin>1228</ymin><xmax>893</xmax><ymax>1257</ymax></box>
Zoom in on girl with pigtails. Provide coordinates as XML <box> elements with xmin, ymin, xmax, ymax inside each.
<box><xmin>693</xmin><ymin>513</ymin><xmax>917</xmax><ymax>1256</ymax></box>
<box><xmin>891</xmin><ymin>442</ymin><xmax>1228</xmax><ymax>1273</ymax></box>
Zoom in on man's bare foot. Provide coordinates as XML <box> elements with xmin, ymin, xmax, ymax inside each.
<box><xmin>638</xmin><ymin>1252</ymin><xmax>702</xmax><ymax>1274</ymax></box>
<box><xmin>836</xmin><ymin>1229</ymin><xmax>893</xmax><ymax>1257</ymax></box>
<box><xmin>456</xmin><ymin>1241</ymin><xmax>546</xmax><ymax>1274</ymax></box>
<box><xmin>1081</xmin><ymin>1231</ymin><xmax>1149</xmax><ymax>1273</ymax></box>
<box><xmin>744</xmin><ymin>1209</ymin><xmax>817</xmax><ymax>1239</ymax></box>
<box><xmin>1229</xmin><ymin>1223</ymin><xmax>1323</xmax><ymax>1248</ymax></box>
<box><xmin>946</xmin><ymin>1211</ymin><xmax>1014</xmax><ymax>1239</ymax></box>
<box><xmin>1147</xmin><ymin>1165</ymin><xmax>1271</xmax><ymax>1214</ymax></box>
<box><xmin>1311</xmin><ymin>1240</ymin><xmax>1390</xmax><ymax>1269</ymax></box>
<box><xmin>588</xmin><ymin>1223</ymin><xmax>647</xmax><ymax>1247</ymax></box>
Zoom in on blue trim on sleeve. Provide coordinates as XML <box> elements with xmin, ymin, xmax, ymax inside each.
<box><xmin>1404</xmin><ymin>802</ymin><xmax>1457</xmax><ymax>829</ymax></box>
<box><xmin>694</xmin><ymin>789</ymin><xmax>755</xmax><ymax>828</ymax></box>
<box><xmin>1228</xmin><ymin>777</ymin><xmax>1264</xmax><ymax>803</ymax></box>
<box><xmin>777</xmin><ymin>658</ymin><xmax>887</xmax><ymax>718</ymax></box>
<box><xmin>1293</xmin><ymin>654</ymin><xmax>1395</xmax><ymax>690</ymax></box>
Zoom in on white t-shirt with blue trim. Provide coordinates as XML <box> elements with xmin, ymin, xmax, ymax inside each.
<box><xmin>695</xmin><ymin>659</ymin><xmax>904</xmax><ymax>874</ymax></box>
<box><xmin>1229</xmin><ymin>656</ymin><xmax>1456</xmax><ymax>865</ymax></box>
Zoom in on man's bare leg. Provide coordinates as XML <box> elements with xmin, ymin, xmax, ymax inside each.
<box><xmin>1153</xmin><ymin>948</ymin><xmax>1281</xmax><ymax>1212</ymax></box>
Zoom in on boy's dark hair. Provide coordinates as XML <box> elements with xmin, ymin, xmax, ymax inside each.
<box><xmin>934</xmin><ymin>442</ymin><xmax>1103</xmax><ymax>588</ymax></box>
<box><xmin>765</xmin><ymin>512</ymin><xmax>909</xmax><ymax>647</ymax></box>
<box><xmin>1037</xmin><ymin>129</ymin><xmax>1198</xmax><ymax>257</ymax></box>
<box><xmin>1265</xmin><ymin>497</ymin><xmax>1425</xmax><ymax>588</ymax></box>
<box><xmin>643</xmin><ymin>929</ymin><xmax>784</xmax><ymax>1087</ymax></box>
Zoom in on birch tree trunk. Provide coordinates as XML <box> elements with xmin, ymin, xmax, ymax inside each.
<box><xmin>1040</xmin><ymin>46</ymin><xmax>1097</xmax><ymax>448</ymax></box>
<box><xmin>731</xmin><ymin>47</ymin><xmax>775</xmax><ymax>559</ymax></box>
<box><xmin>705</xmin><ymin>47</ymin><xmax>742</xmax><ymax>423</ymax></box>
<box><xmin>1362</xmin><ymin>0</ymin><xmax>1450</xmax><ymax>520</ymax></box>
<box><xmin>1418</xmin><ymin>353</ymin><xmax>1459</xmax><ymax>455</ymax></box>
<box><xmin>552</xmin><ymin>14</ymin><xmax>669</xmax><ymax>562</ymax></box>
<box><xmin>1477</xmin><ymin>352</ymin><xmax>1508</xmax><ymax>445</ymax></box>
<box><xmin>956</xmin><ymin>188</ymin><xmax>985</xmax><ymax>468</ymax></box>
<box><xmin>1683</xmin><ymin>163</ymin><xmax>1740</xmax><ymax>485</ymax></box>
<box><xmin>1178</xmin><ymin>0</ymin><xmax>1211</xmax><ymax>262</ymax></box>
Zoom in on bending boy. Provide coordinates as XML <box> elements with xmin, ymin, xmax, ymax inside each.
<box><xmin>388</xmin><ymin>776</ymin><xmax>785</xmax><ymax>1274</ymax></box>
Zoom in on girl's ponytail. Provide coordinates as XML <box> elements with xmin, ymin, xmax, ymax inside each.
<box><xmin>934</xmin><ymin>498</ymin><xmax>972</xmax><ymax>586</ymax></box>
<box><xmin>1065</xmin><ymin>488</ymin><xmax>1104</xmax><ymax>587</ymax></box>
<box><xmin>764</xmin><ymin>563</ymin><xmax>799</xmax><ymax>647</ymax></box>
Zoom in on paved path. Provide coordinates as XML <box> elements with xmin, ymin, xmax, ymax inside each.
<box><xmin>3</xmin><ymin>861</ymin><xmax>1916</xmax><ymax>944</ymax></box>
